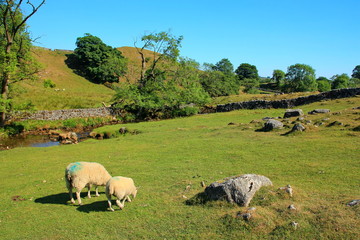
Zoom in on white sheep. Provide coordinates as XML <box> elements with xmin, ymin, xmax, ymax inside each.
<box><xmin>106</xmin><ymin>176</ymin><xmax>137</xmax><ymax>211</ymax></box>
<box><xmin>65</xmin><ymin>162</ymin><xmax>112</xmax><ymax>205</ymax></box>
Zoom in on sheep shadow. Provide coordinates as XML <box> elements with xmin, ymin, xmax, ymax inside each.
<box><xmin>76</xmin><ymin>200</ymin><xmax>109</xmax><ymax>213</ymax></box>
<box><xmin>35</xmin><ymin>191</ymin><xmax>106</xmax><ymax>206</ymax></box>
<box><xmin>35</xmin><ymin>192</ymin><xmax>69</xmax><ymax>205</ymax></box>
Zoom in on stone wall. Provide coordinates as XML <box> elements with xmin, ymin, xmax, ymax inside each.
<box><xmin>216</xmin><ymin>88</ymin><xmax>360</xmax><ymax>112</ymax></box>
<box><xmin>19</xmin><ymin>88</ymin><xmax>360</xmax><ymax>121</ymax></box>
<box><xmin>22</xmin><ymin>107</ymin><xmax>115</xmax><ymax>121</ymax></box>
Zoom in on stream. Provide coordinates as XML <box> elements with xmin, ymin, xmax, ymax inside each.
<box><xmin>0</xmin><ymin>132</ymin><xmax>90</xmax><ymax>150</ymax></box>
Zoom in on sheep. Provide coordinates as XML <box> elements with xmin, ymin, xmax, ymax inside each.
<box><xmin>106</xmin><ymin>176</ymin><xmax>137</xmax><ymax>211</ymax></box>
<box><xmin>65</xmin><ymin>162</ymin><xmax>112</xmax><ymax>205</ymax></box>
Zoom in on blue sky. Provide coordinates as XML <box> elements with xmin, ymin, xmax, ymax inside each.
<box><xmin>25</xmin><ymin>0</ymin><xmax>360</xmax><ymax>78</ymax></box>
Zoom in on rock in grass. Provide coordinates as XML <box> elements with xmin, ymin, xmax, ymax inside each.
<box><xmin>347</xmin><ymin>199</ymin><xmax>360</xmax><ymax>206</ymax></box>
<box><xmin>292</xmin><ymin>123</ymin><xmax>305</xmax><ymax>132</ymax></box>
<box><xmin>263</xmin><ymin>119</ymin><xmax>283</xmax><ymax>131</ymax></box>
<box><xmin>284</xmin><ymin>109</ymin><xmax>304</xmax><ymax>118</ymax></box>
<box><xmin>205</xmin><ymin>174</ymin><xmax>273</xmax><ymax>207</ymax></box>
<box><xmin>308</xmin><ymin>109</ymin><xmax>330</xmax><ymax>114</ymax></box>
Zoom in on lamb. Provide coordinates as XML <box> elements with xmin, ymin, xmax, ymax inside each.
<box><xmin>65</xmin><ymin>162</ymin><xmax>112</xmax><ymax>205</ymax></box>
<box><xmin>106</xmin><ymin>176</ymin><xmax>137</xmax><ymax>211</ymax></box>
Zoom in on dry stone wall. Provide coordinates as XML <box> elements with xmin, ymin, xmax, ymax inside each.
<box><xmin>23</xmin><ymin>107</ymin><xmax>115</xmax><ymax>121</ymax></box>
<box><xmin>20</xmin><ymin>88</ymin><xmax>360</xmax><ymax>121</ymax></box>
<box><xmin>216</xmin><ymin>88</ymin><xmax>360</xmax><ymax>112</ymax></box>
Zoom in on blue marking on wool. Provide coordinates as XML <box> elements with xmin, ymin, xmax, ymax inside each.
<box><xmin>69</xmin><ymin>162</ymin><xmax>82</xmax><ymax>173</ymax></box>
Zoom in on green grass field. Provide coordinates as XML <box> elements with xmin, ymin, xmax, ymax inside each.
<box><xmin>0</xmin><ymin>97</ymin><xmax>359</xmax><ymax>239</ymax></box>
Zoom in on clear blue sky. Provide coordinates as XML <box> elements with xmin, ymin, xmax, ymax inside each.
<box><xmin>25</xmin><ymin>0</ymin><xmax>360</xmax><ymax>78</ymax></box>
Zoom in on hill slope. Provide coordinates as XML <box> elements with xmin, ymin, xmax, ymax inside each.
<box><xmin>12</xmin><ymin>46</ymin><xmax>162</xmax><ymax>111</ymax></box>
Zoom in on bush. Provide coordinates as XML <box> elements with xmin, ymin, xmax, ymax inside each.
<box><xmin>43</xmin><ymin>79</ymin><xmax>56</xmax><ymax>88</ymax></box>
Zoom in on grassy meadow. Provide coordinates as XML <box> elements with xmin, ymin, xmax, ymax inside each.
<box><xmin>0</xmin><ymin>97</ymin><xmax>359</xmax><ymax>239</ymax></box>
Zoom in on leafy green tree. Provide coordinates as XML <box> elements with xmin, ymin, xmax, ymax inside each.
<box><xmin>272</xmin><ymin>69</ymin><xmax>285</xmax><ymax>87</ymax></box>
<box><xmin>0</xmin><ymin>0</ymin><xmax>45</xmax><ymax>127</ymax></box>
<box><xmin>200</xmin><ymin>59</ymin><xmax>239</xmax><ymax>97</ymax></box>
<box><xmin>283</xmin><ymin>64</ymin><xmax>317</xmax><ymax>92</ymax></box>
<box><xmin>331</xmin><ymin>74</ymin><xmax>349</xmax><ymax>89</ymax></box>
<box><xmin>212</xmin><ymin>58</ymin><xmax>234</xmax><ymax>75</ymax></box>
<box><xmin>69</xmin><ymin>33</ymin><xmax>127</xmax><ymax>84</ymax></box>
<box><xmin>235</xmin><ymin>63</ymin><xmax>259</xmax><ymax>81</ymax></box>
<box><xmin>349</xmin><ymin>77</ymin><xmax>360</xmax><ymax>87</ymax></box>
<box><xmin>352</xmin><ymin>65</ymin><xmax>360</xmax><ymax>79</ymax></box>
<box><xmin>316</xmin><ymin>77</ymin><xmax>331</xmax><ymax>92</ymax></box>
<box><xmin>135</xmin><ymin>31</ymin><xmax>183</xmax><ymax>87</ymax></box>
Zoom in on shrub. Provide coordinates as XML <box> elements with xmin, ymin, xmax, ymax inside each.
<box><xmin>43</xmin><ymin>79</ymin><xmax>56</xmax><ymax>88</ymax></box>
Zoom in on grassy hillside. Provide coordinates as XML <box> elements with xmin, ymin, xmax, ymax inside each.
<box><xmin>0</xmin><ymin>97</ymin><xmax>359</xmax><ymax>239</ymax></box>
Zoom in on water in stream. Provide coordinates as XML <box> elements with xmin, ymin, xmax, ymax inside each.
<box><xmin>0</xmin><ymin>132</ymin><xmax>90</xmax><ymax>150</ymax></box>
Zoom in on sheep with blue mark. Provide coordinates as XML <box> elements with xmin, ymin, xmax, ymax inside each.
<box><xmin>106</xmin><ymin>176</ymin><xmax>137</xmax><ymax>211</ymax></box>
<box><xmin>65</xmin><ymin>162</ymin><xmax>112</xmax><ymax>205</ymax></box>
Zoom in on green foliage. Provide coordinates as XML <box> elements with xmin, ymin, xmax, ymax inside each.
<box><xmin>352</xmin><ymin>65</ymin><xmax>360</xmax><ymax>79</ymax></box>
<box><xmin>272</xmin><ymin>69</ymin><xmax>285</xmax><ymax>87</ymax></box>
<box><xmin>68</xmin><ymin>33</ymin><xmax>127</xmax><ymax>84</ymax></box>
<box><xmin>284</xmin><ymin>64</ymin><xmax>317</xmax><ymax>92</ymax></box>
<box><xmin>113</xmin><ymin>57</ymin><xmax>210</xmax><ymax>120</ymax></box>
<box><xmin>200</xmin><ymin>59</ymin><xmax>240</xmax><ymax>97</ymax></box>
<box><xmin>235</xmin><ymin>63</ymin><xmax>259</xmax><ymax>81</ymax></box>
<box><xmin>43</xmin><ymin>79</ymin><xmax>56</xmax><ymax>88</ymax></box>
<box><xmin>316</xmin><ymin>77</ymin><xmax>331</xmax><ymax>92</ymax></box>
<box><xmin>349</xmin><ymin>77</ymin><xmax>360</xmax><ymax>87</ymax></box>
<box><xmin>331</xmin><ymin>73</ymin><xmax>349</xmax><ymax>89</ymax></box>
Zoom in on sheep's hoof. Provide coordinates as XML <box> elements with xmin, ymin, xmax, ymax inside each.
<box><xmin>109</xmin><ymin>208</ymin><xmax>115</xmax><ymax>212</ymax></box>
<box><xmin>95</xmin><ymin>194</ymin><xmax>100</xmax><ymax>197</ymax></box>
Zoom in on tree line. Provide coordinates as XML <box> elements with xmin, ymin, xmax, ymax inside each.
<box><xmin>1</xmin><ymin>0</ymin><xmax>359</xmax><ymax>125</ymax></box>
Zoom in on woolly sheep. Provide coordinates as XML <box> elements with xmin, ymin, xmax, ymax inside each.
<box><xmin>65</xmin><ymin>162</ymin><xmax>112</xmax><ymax>205</ymax></box>
<box><xmin>106</xmin><ymin>176</ymin><xmax>137</xmax><ymax>211</ymax></box>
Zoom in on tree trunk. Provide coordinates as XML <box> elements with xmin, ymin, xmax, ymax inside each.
<box><xmin>0</xmin><ymin>43</ymin><xmax>12</xmax><ymax>127</ymax></box>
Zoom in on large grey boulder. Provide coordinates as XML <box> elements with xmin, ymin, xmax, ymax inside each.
<box><xmin>292</xmin><ymin>123</ymin><xmax>305</xmax><ymax>132</ymax></box>
<box><xmin>204</xmin><ymin>174</ymin><xmax>273</xmax><ymax>207</ymax></box>
<box><xmin>284</xmin><ymin>109</ymin><xmax>304</xmax><ymax>118</ymax></box>
<box><xmin>263</xmin><ymin>119</ymin><xmax>283</xmax><ymax>131</ymax></box>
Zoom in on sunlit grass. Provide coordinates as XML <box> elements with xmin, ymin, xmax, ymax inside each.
<box><xmin>1</xmin><ymin>97</ymin><xmax>359</xmax><ymax>239</ymax></box>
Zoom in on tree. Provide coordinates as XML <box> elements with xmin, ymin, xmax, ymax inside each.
<box><xmin>0</xmin><ymin>0</ymin><xmax>45</xmax><ymax>127</ymax></box>
<box><xmin>352</xmin><ymin>65</ymin><xmax>360</xmax><ymax>79</ymax></box>
<box><xmin>68</xmin><ymin>33</ymin><xmax>127</xmax><ymax>84</ymax></box>
<box><xmin>235</xmin><ymin>63</ymin><xmax>259</xmax><ymax>93</ymax></box>
<box><xmin>331</xmin><ymin>74</ymin><xmax>349</xmax><ymax>89</ymax></box>
<box><xmin>212</xmin><ymin>58</ymin><xmax>234</xmax><ymax>75</ymax></box>
<box><xmin>284</xmin><ymin>64</ymin><xmax>317</xmax><ymax>92</ymax></box>
<box><xmin>235</xmin><ymin>63</ymin><xmax>259</xmax><ymax>81</ymax></box>
<box><xmin>316</xmin><ymin>76</ymin><xmax>331</xmax><ymax>92</ymax></box>
<box><xmin>272</xmin><ymin>69</ymin><xmax>285</xmax><ymax>87</ymax></box>
<box><xmin>200</xmin><ymin>59</ymin><xmax>239</xmax><ymax>97</ymax></box>
<box><xmin>135</xmin><ymin>31</ymin><xmax>183</xmax><ymax>87</ymax></box>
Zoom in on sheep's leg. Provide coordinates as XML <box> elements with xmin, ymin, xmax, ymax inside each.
<box><xmin>76</xmin><ymin>191</ymin><xmax>82</xmax><ymax>205</ymax></box>
<box><xmin>87</xmin><ymin>184</ymin><xmax>92</xmax><ymax>198</ymax></box>
<box><xmin>69</xmin><ymin>187</ymin><xmax>75</xmax><ymax>204</ymax></box>
<box><xmin>107</xmin><ymin>196</ymin><xmax>114</xmax><ymax>212</ymax></box>
<box><xmin>95</xmin><ymin>186</ymin><xmax>100</xmax><ymax>197</ymax></box>
<box><xmin>116</xmin><ymin>199</ymin><xmax>124</xmax><ymax>210</ymax></box>
<box><xmin>126</xmin><ymin>195</ymin><xmax>132</xmax><ymax>202</ymax></box>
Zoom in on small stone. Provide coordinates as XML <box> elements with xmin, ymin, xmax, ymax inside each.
<box><xmin>347</xmin><ymin>199</ymin><xmax>360</xmax><ymax>206</ymax></box>
<box><xmin>292</xmin><ymin>123</ymin><xmax>305</xmax><ymax>132</ymax></box>
<box><xmin>290</xmin><ymin>221</ymin><xmax>299</xmax><ymax>229</ymax></box>
<box><xmin>288</xmin><ymin>204</ymin><xmax>296</xmax><ymax>210</ymax></box>
<box><xmin>182</xmin><ymin>195</ymin><xmax>188</xmax><ymax>199</ymax></box>
<box><xmin>42</xmin><ymin>180</ymin><xmax>47</xmax><ymax>183</ymax></box>
<box><xmin>201</xmin><ymin>181</ymin><xmax>206</xmax><ymax>187</ymax></box>
<box><xmin>228</xmin><ymin>122</ymin><xmax>236</xmax><ymax>125</ymax></box>
<box><xmin>247</xmin><ymin>207</ymin><xmax>256</xmax><ymax>212</ymax></box>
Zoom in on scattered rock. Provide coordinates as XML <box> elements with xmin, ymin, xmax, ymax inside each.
<box><xmin>347</xmin><ymin>199</ymin><xmax>360</xmax><ymax>206</ymax></box>
<box><xmin>228</xmin><ymin>122</ymin><xmax>236</xmax><ymax>125</ymax></box>
<box><xmin>353</xmin><ymin>126</ymin><xmax>360</xmax><ymax>131</ymax></box>
<box><xmin>291</xmin><ymin>123</ymin><xmax>305</xmax><ymax>132</ymax></box>
<box><xmin>308</xmin><ymin>109</ymin><xmax>330</xmax><ymax>114</ymax></box>
<box><xmin>290</xmin><ymin>221</ymin><xmax>299</xmax><ymax>230</ymax></box>
<box><xmin>327</xmin><ymin>121</ymin><xmax>343</xmax><ymax>127</ymax></box>
<box><xmin>201</xmin><ymin>181</ymin><xmax>206</xmax><ymax>187</ymax></box>
<box><xmin>284</xmin><ymin>109</ymin><xmax>304</xmax><ymax>118</ymax></box>
<box><xmin>119</xmin><ymin>127</ymin><xmax>128</xmax><ymax>134</ymax></box>
<box><xmin>288</xmin><ymin>204</ymin><xmax>296</xmax><ymax>210</ymax></box>
<box><xmin>236</xmin><ymin>211</ymin><xmax>252</xmax><ymax>221</ymax></box>
<box><xmin>263</xmin><ymin>119</ymin><xmax>284</xmax><ymax>131</ymax></box>
<box><xmin>205</xmin><ymin>174</ymin><xmax>273</xmax><ymax>207</ymax></box>
<box><xmin>279</xmin><ymin>184</ymin><xmax>293</xmax><ymax>197</ymax></box>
